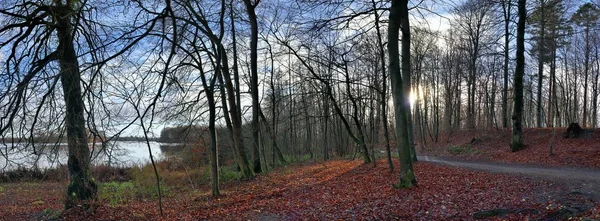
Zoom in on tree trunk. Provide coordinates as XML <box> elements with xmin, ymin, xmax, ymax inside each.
<box><xmin>537</xmin><ymin>3</ymin><xmax>545</xmax><ymax>128</ymax></box>
<box><xmin>371</xmin><ymin>0</ymin><xmax>394</xmax><ymax>172</ymax></box>
<box><xmin>583</xmin><ymin>26</ymin><xmax>591</xmax><ymax>127</ymax></box>
<box><xmin>390</xmin><ymin>0</ymin><xmax>417</xmax><ymax>188</ymax></box>
<box><xmin>594</xmin><ymin>46</ymin><xmax>599</xmax><ymax>128</ymax></box>
<box><xmin>502</xmin><ymin>0</ymin><xmax>511</xmax><ymax>128</ymax></box>
<box><xmin>243</xmin><ymin>0</ymin><xmax>262</xmax><ymax>174</ymax></box>
<box><xmin>199</xmin><ymin>60</ymin><xmax>220</xmax><ymax>197</ymax></box>
<box><xmin>343</xmin><ymin>60</ymin><xmax>372</xmax><ymax>164</ymax></box>
<box><xmin>511</xmin><ymin>0</ymin><xmax>526</xmax><ymax>152</ymax></box>
<box><xmin>281</xmin><ymin>42</ymin><xmax>371</xmax><ymax>164</ymax></box>
<box><xmin>57</xmin><ymin>4</ymin><xmax>97</xmax><ymax>208</ymax></box>
<box><xmin>219</xmin><ymin>44</ymin><xmax>253</xmax><ymax>178</ymax></box>
<box><xmin>217</xmin><ymin>74</ymin><xmax>238</xmax><ymax>169</ymax></box>
<box><xmin>323</xmin><ymin>90</ymin><xmax>330</xmax><ymax>161</ymax></box>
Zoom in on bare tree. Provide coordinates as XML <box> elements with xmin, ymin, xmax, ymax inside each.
<box><xmin>511</xmin><ymin>0</ymin><xmax>526</xmax><ymax>152</ymax></box>
<box><xmin>389</xmin><ymin>0</ymin><xmax>417</xmax><ymax>188</ymax></box>
<box><xmin>242</xmin><ymin>0</ymin><xmax>263</xmax><ymax>174</ymax></box>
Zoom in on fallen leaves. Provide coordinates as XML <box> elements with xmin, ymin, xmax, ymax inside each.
<box><xmin>1</xmin><ymin>158</ymin><xmax>597</xmax><ymax>220</ymax></box>
<box><xmin>424</xmin><ymin>128</ymin><xmax>600</xmax><ymax>168</ymax></box>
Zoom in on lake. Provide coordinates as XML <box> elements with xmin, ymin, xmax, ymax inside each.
<box><xmin>0</xmin><ymin>141</ymin><xmax>177</xmax><ymax>172</ymax></box>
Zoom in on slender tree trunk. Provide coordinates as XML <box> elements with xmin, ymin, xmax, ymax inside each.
<box><xmin>281</xmin><ymin>42</ymin><xmax>371</xmax><ymax>164</ymax></box>
<box><xmin>199</xmin><ymin>60</ymin><xmax>220</xmax><ymax>197</ymax></box>
<box><xmin>390</xmin><ymin>0</ymin><xmax>417</xmax><ymax>188</ymax></box>
<box><xmin>265</xmin><ymin>41</ymin><xmax>286</xmax><ymax>164</ymax></box>
<box><xmin>511</xmin><ymin>0</ymin><xmax>526</xmax><ymax>152</ymax></box>
<box><xmin>342</xmin><ymin>61</ymin><xmax>372</xmax><ymax>164</ymax></box>
<box><xmin>323</xmin><ymin>90</ymin><xmax>330</xmax><ymax>161</ymax></box>
<box><xmin>230</xmin><ymin>0</ymin><xmax>242</xmax><ymax>125</ymax></box>
<box><xmin>218</xmin><ymin>44</ymin><xmax>253</xmax><ymax>178</ymax></box>
<box><xmin>537</xmin><ymin>3</ymin><xmax>545</xmax><ymax>128</ymax></box>
<box><xmin>594</xmin><ymin>46</ymin><xmax>599</xmax><ymax>128</ymax></box>
<box><xmin>371</xmin><ymin>0</ymin><xmax>394</xmax><ymax>172</ymax></box>
<box><xmin>258</xmin><ymin>108</ymin><xmax>286</xmax><ymax>163</ymax></box>
<box><xmin>502</xmin><ymin>0</ymin><xmax>511</xmax><ymax>128</ymax></box>
<box><xmin>216</xmin><ymin>73</ymin><xmax>239</xmax><ymax>168</ymax></box>
<box><xmin>583</xmin><ymin>27</ymin><xmax>591</xmax><ymax>127</ymax></box>
<box><xmin>548</xmin><ymin>30</ymin><xmax>557</xmax><ymax>127</ymax></box>
<box><xmin>302</xmin><ymin>91</ymin><xmax>314</xmax><ymax>159</ymax></box>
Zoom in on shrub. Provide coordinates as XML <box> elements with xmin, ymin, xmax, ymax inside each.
<box><xmin>129</xmin><ymin>161</ymin><xmax>174</xmax><ymax>198</ymax></box>
<box><xmin>93</xmin><ymin>165</ymin><xmax>131</xmax><ymax>182</ymax></box>
<box><xmin>446</xmin><ymin>145</ymin><xmax>480</xmax><ymax>155</ymax></box>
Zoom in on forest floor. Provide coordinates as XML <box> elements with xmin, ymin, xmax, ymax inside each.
<box><xmin>418</xmin><ymin>127</ymin><xmax>600</xmax><ymax>168</ymax></box>
<box><xmin>1</xmin><ymin>128</ymin><xmax>599</xmax><ymax>220</ymax></box>
<box><xmin>1</xmin><ymin>157</ymin><xmax>600</xmax><ymax>220</ymax></box>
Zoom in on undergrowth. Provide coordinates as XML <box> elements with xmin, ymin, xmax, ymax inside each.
<box><xmin>446</xmin><ymin>145</ymin><xmax>480</xmax><ymax>155</ymax></box>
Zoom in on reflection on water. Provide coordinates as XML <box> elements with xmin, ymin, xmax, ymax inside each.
<box><xmin>0</xmin><ymin>141</ymin><xmax>178</xmax><ymax>172</ymax></box>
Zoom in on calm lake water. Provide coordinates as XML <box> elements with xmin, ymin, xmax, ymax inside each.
<box><xmin>0</xmin><ymin>141</ymin><xmax>176</xmax><ymax>172</ymax></box>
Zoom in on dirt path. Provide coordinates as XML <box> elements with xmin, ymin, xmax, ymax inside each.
<box><xmin>418</xmin><ymin>155</ymin><xmax>600</xmax><ymax>198</ymax></box>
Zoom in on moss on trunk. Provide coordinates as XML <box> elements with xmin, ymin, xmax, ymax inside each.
<box><xmin>55</xmin><ymin>1</ymin><xmax>98</xmax><ymax>208</ymax></box>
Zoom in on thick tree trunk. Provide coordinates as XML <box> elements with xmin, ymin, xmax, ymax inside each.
<box><xmin>57</xmin><ymin>4</ymin><xmax>97</xmax><ymax>208</ymax></box>
<box><xmin>390</xmin><ymin>0</ymin><xmax>417</xmax><ymax>188</ymax></box>
<box><xmin>243</xmin><ymin>0</ymin><xmax>262</xmax><ymax>174</ymax></box>
<box><xmin>207</xmin><ymin>90</ymin><xmax>220</xmax><ymax>196</ymax></box>
<box><xmin>511</xmin><ymin>0</ymin><xmax>526</xmax><ymax>152</ymax></box>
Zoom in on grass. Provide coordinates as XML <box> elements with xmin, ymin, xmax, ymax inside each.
<box><xmin>219</xmin><ymin>165</ymin><xmax>241</xmax><ymax>182</ymax></box>
<box><xmin>43</xmin><ymin>208</ymin><xmax>61</xmax><ymax>220</ymax></box>
<box><xmin>98</xmin><ymin>181</ymin><xmax>136</xmax><ymax>205</ymax></box>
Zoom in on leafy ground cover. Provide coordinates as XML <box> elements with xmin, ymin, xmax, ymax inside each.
<box><xmin>1</xmin><ymin>159</ymin><xmax>598</xmax><ymax>220</ymax></box>
<box><xmin>421</xmin><ymin>128</ymin><xmax>600</xmax><ymax>168</ymax></box>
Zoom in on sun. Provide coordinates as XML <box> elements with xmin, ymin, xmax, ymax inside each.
<box><xmin>409</xmin><ymin>92</ymin><xmax>417</xmax><ymax>106</ymax></box>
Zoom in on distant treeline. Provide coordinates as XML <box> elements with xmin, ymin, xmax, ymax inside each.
<box><xmin>159</xmin><ymin>126</ymin><xmax>212</xmax><ymax>143</ymax></box>
<box><xmin>112</xmin><ymin>136</ymin><xmax>159</xmax><ymax>142</ymax></box>
<box><xmin>159</xmin><ymin>125</ymin><xmax>241</xmax><ymax>146</ymax></box>
<box><xmin>0</xmin><ymin>137</ymin><xmax>64</xmax><ymax>144</ymax></box>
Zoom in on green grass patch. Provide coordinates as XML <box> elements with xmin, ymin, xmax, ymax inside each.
<box><xmin>219</xmin><ymin>166</ymin><xmax>240</xmax><ymax>182</ymax></box>
<box><xmin>99</xmin><ymin>180</ymin><xmax>170</xmax><ymax>205</ymax></box>
<box><xmin>446</xmin><ymin>145</ymin><xmax>480</xmax><ymax>155</ymax></box>
<box><xmin>0</xmin><ymin>186</ymin><xmax>4</xmax><ymax>193</ymax></box>
<box><xmin>99</xmin><ymin>181</ymin><xmax>135</xmax><ymax>205</ymax></box>
<box><xmin>43</xmin><ymin>208</ymin><xmax>61</xmax><ymax>220</ymax></box>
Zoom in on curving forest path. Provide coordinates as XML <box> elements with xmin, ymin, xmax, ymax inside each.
<box><xmin>418</xmin><ymin>155</ymin><xmax>600</xmax><ymax>200</ymax></box>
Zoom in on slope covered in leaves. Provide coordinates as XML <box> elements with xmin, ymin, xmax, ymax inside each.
<box><xmin>422</xmin><ymin>128</ymin><xmax>600</xmax><ymax>168</ymax></box>
<box><xmin>2</xmin><ymin>159</ymin><xmax>597</xmax><ymax>220</ymax></box>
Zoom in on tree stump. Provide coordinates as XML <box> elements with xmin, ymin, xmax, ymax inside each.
<box><xmin>565</xmin><ymin>123</ymin><xmax>584</xmax><ymax>138</ymax></box>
